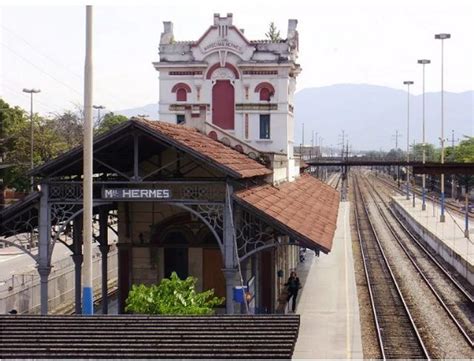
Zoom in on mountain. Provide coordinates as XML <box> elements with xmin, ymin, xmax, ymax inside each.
<box><xmin>294</xmin><ymin>84</ymin><xmax>473</xmax><ymax>151</ymax></box>
<box><xmin>115</xmin><ymin>103</ymin><xmax>159</xmax><ymax>118</ymax></box>
<box><xmin>114</xmin><ymin>84</ymin><xmax>473</xmax><ymax>151</ymax></box>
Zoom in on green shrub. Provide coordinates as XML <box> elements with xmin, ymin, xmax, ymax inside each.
<box><xmin>125</xmin><ymin>272</ymin><xmax>224</xmax><ymax>315</ymax></box>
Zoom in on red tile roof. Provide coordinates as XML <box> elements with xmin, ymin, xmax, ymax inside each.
<box><xmin>234</xmin><ymin>174</ymin><xmax>339</xmax><ymax>253</ymax></box>
<box><xmin>137</xmin><ymin>119</ymin><xmax>272</xmax><ymax>179</ymax></box>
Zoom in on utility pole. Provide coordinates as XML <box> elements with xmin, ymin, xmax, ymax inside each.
<box><xmin>418</xmin><ymin>58</ymin><xmax>430</xmax><ymax>210</ymax></box>
<box><xmin>392</xmin><ymin>130</ymin><xmax>402</xmax><ymax>150</ymax></box>
<box><xmin>403</xmin><ymin>80</ymin><xmax>414</xmax><ymax>201</ymax></box>
<box><xmin>412</xmin><ymin>138</ymin><xmax>416</xmax><ymax>207</ymax></box>
<box><xmin>93</xmin><ymin>105</ymin><xmax>105</xmax><ymax>127</ymax></box>
<box><xmin>82</xmin><ymin>5</ymin><xmax>94</xmax><ymax>315</ymax></box>
<box><xmin>339</xmin><ymin>130</ymin><xmax>345</xmax><ymax>159</ymax></box>
<box><xmin>22</xmin><ymin>88</ymin><xmax>41</xmax><ymax>192</ymax></box>
<box><xmin>435</xmin><ymin>32</ymin><xmax>451</xmax><ymax>222</ymax></box>
<box><xmin>451</xmin><ymin>129</ymin><xmax>458</xmax><ymax>200</ymax></box>
<box><xmin>300</xmin><ymin>123</ymin><xmax>304</xmax><ymax>160</ymax></box>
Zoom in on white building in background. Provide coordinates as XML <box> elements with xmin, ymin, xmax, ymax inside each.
<box><xmin>153</xmin><ymin>13</ymin><xmax>301</xmax><ymax>182</ymax></box>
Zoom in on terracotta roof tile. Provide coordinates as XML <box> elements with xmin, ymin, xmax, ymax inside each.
<box><xmin>137</xmin><ymin>119</ymin><xmax>272</xmax><ymax>179</ymax></box>
<box><xmin>234</xmin><ymin>174</ymin><xmax>340</xmax><ymax>253</ymax></box>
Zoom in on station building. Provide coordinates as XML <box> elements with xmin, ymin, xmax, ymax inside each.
<box><xmin>0</xmin><ymin>14</ymin><xmax>339</xmax><ymax>315</ymax></box>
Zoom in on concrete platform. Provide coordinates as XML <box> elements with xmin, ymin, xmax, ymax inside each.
<box><xmin>392</xmin><ymin>195</ymin><xmax>473</xmax><ymax>285</ymax></box>
<box><xmin>293</xmin><ymin>202</ymin><xmax>363</xmax><ymax>359</ymax></box>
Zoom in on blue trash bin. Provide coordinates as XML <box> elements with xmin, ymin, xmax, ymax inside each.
<box><xmin>233</xmin><ymin>286</ymin><xmax>248</xmax><ymax>303</ymax></box>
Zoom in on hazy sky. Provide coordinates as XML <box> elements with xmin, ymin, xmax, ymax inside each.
<box><xmin>0</xmin><ymin>0</ymin><xmax>472</xmax><ymax>115</ymax></box>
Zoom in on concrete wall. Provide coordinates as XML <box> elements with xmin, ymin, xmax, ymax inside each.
<box><xmin>392</xmin><ymin>202</ymin><xmax>473</xmax><ymax>286</ymax></box>
<box><xmin>0</xmin><ymin>248</ymin><xmax>118</xmax><ymax>314</ymax></box>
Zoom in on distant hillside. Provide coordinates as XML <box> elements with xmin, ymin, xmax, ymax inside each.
<box><xmin>294</xmin><ymin>84</ymin><xmax>473</xmax><ymax>151</ymax></box>
<box><xmin>115</xmin><ymin>103</ymin><xmax>159</xmax><ymax>118</ymax></box>
<box><xmin>115</xmin><ymin>84</ymin><xmax>473</xmax><ymax>151</ymax></box>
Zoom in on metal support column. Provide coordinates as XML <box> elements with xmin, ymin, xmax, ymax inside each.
<box><xmin>38</xmin><ymin>183</ymin><xmax>51</xmax><ymax>315</ymax></box>
<box><xmin>72</xmin><ymin>217</ymin><xmax>83</xmax><ymax>314</ymax></box>
<box><xmin>99</xmin><ymin>208</ymin><xmax>110</xmax><ymax>314</ymax></box>
<box><xmin>222</xmin><ymin>182</ymin><xmax>238</xmax><ymax>314</ymax></box>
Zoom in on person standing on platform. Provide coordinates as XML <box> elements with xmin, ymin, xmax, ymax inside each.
<box><xmin>285</xmin><ymin>271</ymin><xmax>301</xmax><ymax>312</ymax></box>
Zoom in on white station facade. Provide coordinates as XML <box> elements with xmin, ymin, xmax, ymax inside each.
<box><xmin>154</xmin><ymin>13</ymin><xmax>301</xmax><ymax>182</ymax></box>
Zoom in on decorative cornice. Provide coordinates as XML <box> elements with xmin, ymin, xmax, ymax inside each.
<box><xmin>236</xmin><ymin>103</ymin><xmax>278</xmax><ymax>111</ymax></box>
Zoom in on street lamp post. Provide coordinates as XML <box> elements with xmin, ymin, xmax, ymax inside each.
<box><xmin>22</xmin><ymin>88</ymin><xmax>41</xmax><ymax>191</ymax></box>
<box><xmin>417</xmin><ymin>59</ymin><xmax>430</xmax><ymax>211</ymax></box>
<box><xmin>403</xmin><ymin>81</ymin><xmax>414</xmax><ymax>201</ymax></box>
<box><xmin>435</xmin><ymin>33</ymin><xmax>451</xmax><ymax>222</ymax></box>
<box><xmin>93</xmin><ymin>105</ymin><xmax>105</xmax><ymax>127</ymax></box>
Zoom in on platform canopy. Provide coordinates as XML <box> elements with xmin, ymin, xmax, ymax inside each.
<box><xmin>234</xmin><ymin>174</ymin><xmax>339</xmax><ymax>253</ymax></box>
<box><xmin>30</xmin><ymin>118</ymin><xmax>272</xmax><ymax>180</ymax></box>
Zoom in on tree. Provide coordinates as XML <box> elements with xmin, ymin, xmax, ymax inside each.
<box><xmin>51</xmin><ymin>111</ymin><xmax>83</xmax><ymax>146</ymax></box>
<box><xmin>449</xmin><ymin>136</ymin><xmax>474</xmax><ymax>200</ymax></box>
<box><xmin>265</xmin><ymin>22</ymin><xmax>281</xmax><ymax>42</ymax></box>
<box><xmin>125</xmin><ymin>272</ymin><xmax>224</xmax><ymax>315</ymax></box>
<box><xmin>411</xmin><ymin>143</ymin><xmax>439</xmax><ymax>162</ymax></box>
<box><xmin>96</xmin><ymin>112</ymin><xmax>128</xmax><ymax>134</ymax></box>
<box><xmin>1</xmin><ymin>99</ymin><xmax>86</xmax><ymax>192</ymax></box>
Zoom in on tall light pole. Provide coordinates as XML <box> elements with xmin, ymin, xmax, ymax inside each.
<box><xmin>83</xmin><ymin>5</ymin><xmax>94</xmax><ymax>315</ymax></box>
<box><xmin>22</xmin><ymin>88</ymin><xmax>41</xmax><ymax>191</ymax></box>
<box><xmin>417</xmin><ymin>59</ymin><xmax>430</xmax><ymax>211</ymax></box>
<box><xmin>93</xmin><ymin>105</ymin><xmax>105</xmax><ymax>127</ymax></box>
<box><xmin>403</xmin><ymin>81</ymin><xmax>414</xmax><ymax>201</ymax></box>
<box><xmin>435</xmin><ymin>33</ymin><xmax>450</xmax><ymax>222</ymax></box>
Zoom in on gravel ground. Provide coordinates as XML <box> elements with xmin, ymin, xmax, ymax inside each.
<box><xmin>361</xmin><ymin>174</ymin><xmax>473</xmax><ymax>359</ymax></box>
<box><xmin>348</xmin><ymin>175</ymin><xmax>381</xmax><ymax>359</ymax></box>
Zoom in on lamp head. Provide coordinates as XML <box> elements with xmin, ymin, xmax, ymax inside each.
<box><xmin>22</xmin><ymin>88</ymin><xmax>41</xmax><ymax>94</ymax></box>
<box><xmin>417</xmin><ymin>59</ymin><xmax>431</xmax><ymax>65</ymax></box>
<box><xmin>403</xmin><ymin>81</ymin><xmax>414</xmax><ymax>85</ymax></box>
<box><xmin>435</xmin><ymin>33</ymin><xmax>451</xmax><ymax>40</ymax></box>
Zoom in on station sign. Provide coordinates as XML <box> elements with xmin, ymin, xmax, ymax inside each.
<box><xmin>102</xmin><ymin>188</ymin><xmax>172</xmax><ymax>200</ymax></box>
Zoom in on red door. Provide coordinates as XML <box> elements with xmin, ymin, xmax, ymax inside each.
<box><xmin>212</xmin><ymin>80</ymin><xmax>234</xmax><ymax>130</ymax></box>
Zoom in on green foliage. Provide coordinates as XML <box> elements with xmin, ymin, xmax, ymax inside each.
<box><xmin>447</xmin><ymin>136</ymin><xmax>474</xmax><ymax>163</ymax></box>
<box><xmin>265</xmin><ymin>22</ymin><xmax>281</xmax><ymax>42</ymax></box>
<box><xmin>125</xmin><ymin>272</ymin><xmax>224</xmax><ymax>315</ymax></box>
<box><xmin>96</xmin><ymin>112</ymin><xmax>128</xmax><ymax>134</ymax></box>
<box><xmin>411</xmin><ymin>143</ymin><xmax>439</xmax><ymax>162</ymax></box>
<box><xmin>448</xmin><ymin>136</ymin><xmax>474</xmax><ymax>191</ymax></box>
<box><xmin>386</xmin><ymin>148</ymin><xmax>405</xmax><ymax>160</ymax></box>
<box><xmin>1</xmin><ymin>98</ymin><xmax>84</xmax><ymax>191</ymax></box>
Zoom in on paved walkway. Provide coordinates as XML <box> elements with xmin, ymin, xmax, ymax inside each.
<box><xmin>293</xmin><ymin>202</ymin><xmax>363</xmax><ymax>359</ymax></box>
<box><xmin>392</xmin><ymin>195</ymin><xmax>473</xmax><ymax>267</ymax></box>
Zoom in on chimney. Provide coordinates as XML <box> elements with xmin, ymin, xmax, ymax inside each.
<box><xmin>160</xmin><ymin>21</ymin><xmax>174</xmax><ymax>44</ymax></box>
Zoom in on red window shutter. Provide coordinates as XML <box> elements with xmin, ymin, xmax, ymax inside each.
<box><xmin>176</xmin><ymin>88</ymin><xmax>187</xmax><ymax>101</ymax></box>
<box><xmin>260</xmin><ymin>88</ymin><xmax>270</xmax><ymax>101</ymax></box>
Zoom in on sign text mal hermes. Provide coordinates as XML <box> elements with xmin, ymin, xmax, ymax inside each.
<box><xmin>202</xmin><ymin>39</ymin><xmax>243</xmax><ymax>54</ymax></box>
<box><xmin>102</xmin><ymin>188</ymin><xmax>172</xmax><ymax>200</ymax></box>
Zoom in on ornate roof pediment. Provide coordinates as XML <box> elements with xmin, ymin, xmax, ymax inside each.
<box><xmin>192</xmin><ymin>26</ymin><xmax>255</xmax><ymax>62</ymax></box>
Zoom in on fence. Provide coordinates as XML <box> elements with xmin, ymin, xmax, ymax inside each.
<box><xmin>0</xmin><ymin>247</ymin><xmax>118</xmax><ymax>314</ymax></box>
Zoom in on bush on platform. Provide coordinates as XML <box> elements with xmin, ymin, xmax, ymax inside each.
<box><xmin>125</xmin><ymin>272</ymin><xmax>224</xmax><ymax>315</ymax></box>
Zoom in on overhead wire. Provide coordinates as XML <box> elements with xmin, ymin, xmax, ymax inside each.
<box><xmin>1</xmin><ymin>42</ymin><xmax>84</xmax><ymax>97</ymax></box>
<box><xmin>1</xmin><ymin>25</ymin><xmax>133</xmax><ymax>109</ymax></box>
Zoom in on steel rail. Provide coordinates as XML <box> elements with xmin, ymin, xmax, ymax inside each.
<box><xmin>353</xmin><ymin>174</ymin><xmax>430</xmax><ymax>360</ymax></box>
<box><xmin>363</xmin><ymin>175</ymin><xmax>474</xmax><ymax>347</ymax></box>
<box><xmin>373</xmin><ymin>173</ymin><xmax>473</xmax><ymax>220</ymax></box>
<box><xmin>352</xmin><ymin>176</ymin><xmax>386</xmax><ymax>359</ymax></box>
<box><xmin>370</xmin><ymin>174</ymin><xmax>473</xmax><ymax>301</ymax></box>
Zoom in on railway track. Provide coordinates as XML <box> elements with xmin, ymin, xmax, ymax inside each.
<box><xmin>352</xmin><ymin>175</ymin><xmax>429</xmax><ymax>359</ymax></box>
<box><xmin>361</xmin><ymin>174</ymin><xmax>474</xmax><ymax>348</ymax></box>
<box><xmin>374</xmin><ymin>172</ymin><xmax>473</xmax><ymax>220</ymax></box>
<box><xmin>326</xmin><ymin>172</ymin><xmax>341</xmax><ymax>190</ymax></box>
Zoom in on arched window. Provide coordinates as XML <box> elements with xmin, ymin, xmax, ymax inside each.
<box><xmin>176</xmin><ymin>88</ymin><xmax>187</xmax><ymax>101</ymax></box>
<box><xmin>255</xmin><ymin>82</ymin><xmax>275</xmax><ymax>101</ymax></box>
<box><xmin>171</xmin><ymin>83</ymin><xmax>192</xmax><ymax>102</ymax></box>
<box><xmin>259</xmin><ymin>87</ymin><xmax>271</xmax><ymax>101</ymax></box>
